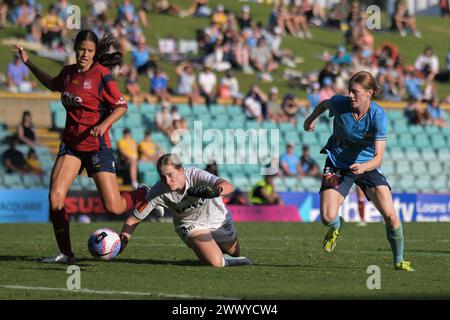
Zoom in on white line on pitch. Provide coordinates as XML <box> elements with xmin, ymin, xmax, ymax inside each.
<box><xmin>0</xmin><ymin>285</ymin><xmax>239</xmax><ymax>300</ymax></box>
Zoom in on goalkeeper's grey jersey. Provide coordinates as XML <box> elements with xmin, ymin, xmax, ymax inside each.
<box><xmin>133</xmin><ymin>167</ymin><xmax>228</xmax><ymax>226</ymax></box>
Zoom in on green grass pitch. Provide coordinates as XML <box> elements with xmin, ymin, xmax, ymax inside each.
<box><xmin>0</xmin><ymin>221</ymin><xmax>449</xmax><ymax>299</ymax></box>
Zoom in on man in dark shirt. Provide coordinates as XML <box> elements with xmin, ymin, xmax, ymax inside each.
<box><xmin>2</xmin><ymin>137</ymin><xmax>30</xmax><ymax>174</ymax></box>
<box><xmin>299</xmin><ymin>145</ymin><xmax>321</xmax><ymax>179</ymax></box>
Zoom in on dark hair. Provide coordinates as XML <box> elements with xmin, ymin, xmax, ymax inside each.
<box><xmin>156</xmin><ymin>153</ymin><xmax>183</xmax><ymax>177</ymax></box>
<box><xmin>348</xmin><ymin>71</ymin><xmax>381</xmax><ymax>98</ymax></box>
<box><xmin>21</xmin><ymin>110</ymin><xmax>32</xmax><ymax>125</ymax></box>
<box><xmin>74</xmin><ymin>30</ymin><xmax>123</xmax><ymax>69</ymax></box>
<box><xmin>123</xmin><ymin>128</ymin><xmax>131</xmax><ymax>135</ymax></box>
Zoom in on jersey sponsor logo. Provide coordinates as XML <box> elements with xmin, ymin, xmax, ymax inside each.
<box><xmin>115</xmin><ymin>96</ymin><xmax>126</xmax><ymax>105</ymax></box>
<box><xmin>83</xmin><ymin>79</ymin><xmax>92</xmax><ymax>90</ymax></box>
<box><xmin>62</xmin><ymin>92</ymin><xmax>83</xmax><ymax>107</ymax></box>
<box><xmin>179</xmin><ymin>225</ymin><xmax>195</xmax><ymax>237</ymax></box>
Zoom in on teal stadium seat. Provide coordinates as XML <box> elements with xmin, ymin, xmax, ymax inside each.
<box><xmin>3</xmin><ymin>174</ymin><xmax>24</xmax><ymax>188</ymax></box>
<box><xmin>398</xmin><ymin>134</ymin><xmax>414</xmax><ymax>149</ymax></box>
<box><xmin>431</xmin><ymin>135</ymin><xmax>447</xmax><ymax>149</ymax></box>
<box><xmin>395</xmin><ymin>160</ymin><xmax>411</xmax><ymax>176</ymax></box>
<box><xmin>415</xmin><ymin>176</ymin><xmax>433</xmax><ymax>193</ymax></box>
<box><xmin>413</xmin><ymin>134</ymin><xmax>430</xmax><ymax>149</ymax></box>
<box><xmin>427</xmin><ymin>161</ymin><xmax>443</xmax><ymax>177</ymax></box>
<box><xmin>405</xmin><ymin>149</ymin><xmax>421</xmax><ymax>161</ymax></box>
<box><xmin>432</xmin><ymin>176</ymin><xmax>447</xmax><ymax>193</ymax></box>
<box><xmin>381</xmin><ymin>160</ymin><xmax>395</xmax><ymax>177</ymax></box>
<box><xmin>408</xmin><ymin>125</ymin><xmax>424</xmax><ymax>135</ymax></box>
<box><xmin>410</xmin><ymin>161</ymin><xmax>427</xmax><ymax>175</ymax></box>
<box><xmin>22</xmin><ymin>174</ymin><xmax>43</xmax><ymax>188</ymax></box>
<box><xmin>421</xmin><ymin>148</ymin><xmax>436</xmax><ymax>161</ymax></box>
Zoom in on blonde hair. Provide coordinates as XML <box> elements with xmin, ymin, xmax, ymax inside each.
<box><xmin>156</xmin><ymin>153</ymin><xmax>183</xmax><ymax>176</ymax></box>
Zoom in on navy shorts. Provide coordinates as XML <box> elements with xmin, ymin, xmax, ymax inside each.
<box><xmin>57</xmin><ymin>142</ymin><xmax>116</xmax><ymax>177</ymax></box>
<box><xmin>319</xmin><ymin>158</ymin><xmax>391</xmax><ymax>201</ymax></box>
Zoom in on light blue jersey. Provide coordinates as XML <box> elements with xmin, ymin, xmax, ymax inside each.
<box><xmin>322</xmin><ymin>95</ymin><xmax>388</xmax><ymax>169</ymax></box>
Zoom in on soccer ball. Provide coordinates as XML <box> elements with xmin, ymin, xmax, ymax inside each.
<box><xmin>88</xmin><ymin>228</ymin><xmax>121</xmax><ymax>261</ymax></box>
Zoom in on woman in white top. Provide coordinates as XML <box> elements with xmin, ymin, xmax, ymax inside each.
<box><xmin>118</xmin><ymin>153</ymin><xmax>252</xmax><ymax>267</ymax></box>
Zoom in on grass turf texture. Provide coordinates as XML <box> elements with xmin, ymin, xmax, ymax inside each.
<box><xmin>1</xmin><ymin>0</ymin><xmax>450</xmax><ymax>99</ymax></box>
<box><xmin>0</xmin><ymin>221</ymin><xmax>449</xmax><ymax>299</ymax></box>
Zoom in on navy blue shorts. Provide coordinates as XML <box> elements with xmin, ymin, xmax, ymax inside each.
<box><xmin>319</xmin><ymin>158</ymin><xmax>391</xmax><ymax>201</ymax></box>
<box><xmin>57</xmin><ymin>142</ymin><xmax>116</xmax><ymax>177</ymax></box>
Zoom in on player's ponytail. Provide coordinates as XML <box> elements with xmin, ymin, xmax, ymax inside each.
<box><xmin>96</xmin><ymin>33</ymin><xmax>123</xmax><ymax>69</ymax></box>
<box><xmin>74</xmin><ymin>30</ymin><xmax>123</xmax><ymax>70</ymax></box>
<box><xmin>157</xmin><ymin>154</ymin><xmax>184</xmax><ymax>176</ymax></box>
<box><xmin>348</xmin><ymin>71</ymin><xmax>381</xmax><ymax>98</ymax></box>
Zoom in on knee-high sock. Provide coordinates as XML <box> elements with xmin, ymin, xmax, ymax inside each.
<box><xmin>386</xmin><ymin>224</ymin><xmax>404</xmax><ymax>264</ymax></box>
<box><xmin>121</xmin><ymin>188</ymin><xmax>147</xmax><ymax>212</ymax></box>
<box><xmin>50</xmin><ymin>208</ymin><xmax>73</xmax><ymax>258</ymax></box>
<box><xmin>324</xmin><ymin>215</ymin><xmax>341</xmax><ymax>231</ymax></box>
<box><xmin>358</xmin><ymin>200</ymin><xmax>365</xmax><ymax>222</ymax></box>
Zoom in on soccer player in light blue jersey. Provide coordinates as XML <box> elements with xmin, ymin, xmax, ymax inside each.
<box><xmin>303</xmin><ymin>71</ymin><xmax>414</xmax><ymax>271</ymax></box>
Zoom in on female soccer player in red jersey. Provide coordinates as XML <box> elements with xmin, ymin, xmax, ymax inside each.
<box><xmin>14</xmin><ymin>30</ymin><xmax>147</xmax><ymax>263</ymax></box>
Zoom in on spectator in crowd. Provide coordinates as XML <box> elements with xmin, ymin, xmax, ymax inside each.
<box><xmin>248</xmin><ymin>172</ymin><xmax>282</xmax><ymax>205</ymax></box>
<box><xmin>238</xmin><ymin>5</ymin><xmax>252</xmax><ymax>30</ymax></box>
<box><xmin>6</xmin><ymin>53</ymin><xmax>35</xmax><ymax>93</ymax></box>
<box><xmin>198</xmin><ymin>65</ymin><xmax>217</xmax><ymax>108</ymax></box>
<box><xmin>307</xmin><ymin>82</ymin><xmax>321</xmax><ymax>113</ymax></box>
<box><xmin>404</xmin><ymin>65</ymin><xmax>423</xmax><ymax>101</ymax></box>
<box><xmin>151</xmin><ymin>68</ymin><xmax>170</xmax><ymax>102</ymax></box>
<box><xmin>392</xmin><ymin>0</ymin><xmax>421</xmax><ymax>38</ymax></box>
<box><xmin>2</xmin><ymin>136</ymin><xmax>30</xmax><ymax>174</ymax></box>
<box><xmin>327</xmin><ymin>0</ymin><xmax>350</xmax><ymax>29</ymax></box>
<box><xmin>243</xmin><ymin>85</ymin><xmax>267</xmax><ymax>122</ymax></box>
<box><xmin>176</xmin><ymin>61</ymin><xmax>200</xmax><ymax>106</ymax></box>
<box><xmin>439</xmin><ymin>0</ymin><xmax>450</xmax><ymax>18</ymax></box>
<box><xmin>125</xmin><ymin>67</ymin><xmax>152</xmax><ymax>105</ymax></box>
<box><xmin>137</xmin><ymin>0</ymin><xmax>150</xmax><ymax>27</ymax></box>
<box><xmin>319</xmin><ymin>77</ymin><xmax>336</xmax><ymax>102</ymax></box>
<box><xmin>280</xmin><ymin>143</ymin><xmax>300</xmax><ymax>177</ymax></box>
<box><xmin>404</xmin><ymin>98</ymin><xmax>429</xmax><ymax>125</ymax></box>
<box><xmin>299</xmin><ymin>145</ymin><xmax>321</xmax><ymax>179</ymax></box>
<box><xmin>266</xmin><ymin>86</ymin><xmax>280</xmax><ymax>122</ymax></box>
<box><xmin>414</xmin><ymin>46</ymin><xmax>439</xmax><ymax>81</ymax></box>
<box><xmin>40</xmin><ymin>4</ymin><xmax>66</xmax><ymax>49</ymax></box>
<box><xmin>427</xmin><ymin>97</ymin><xmax>447</xmax><ymax>128</ymax></box>
<box><xmin>156</xmin><ymin>102</ymin><xmax>174</xmax><ymax>137</ymax></box>
<box><xmin>0</xmin><ymin>0</ymin><xmax>7</xmax><ymax>29</ymax></box>
<box><xmin>26</xmin><ymin>148</ymin><xmax>44</xmax><ymax>175</ymax></box>
<box><xmin>153</xmin><ymin>0</ymin><xmax>182</xmax><ymax>17</ymax></box>
<box><xmin>250</xmin><ymin>37</ymin><xmax>278</xmax><ymax>82</ymax></box>
<box><xmin>278</xmin><ymin>93</ymin><xmax>300</xmax><ymax>124</ymax></box>
<box><xmin>13</xmin><ymin>0</ymin><xmax>37</xmax><ymax>29</ymax></box>
<box><xmin>231</xmin><ymin>33</ymin><xmax>252</xmax><ymax>74</ymax></box>
<box><xmin>204</xmin><ymin>160</ymin><xmax>218</xmax><ymax>176</ymax></box>
<box><xmin>131</xmin><ymin>35</ymin><xmax>155</xmax><ymax>76</ymax></box>
<box><xmin>289</xmin><ymin>2</ymin><xmax>313</xmax><ymax>39</ymax></box>
<box><xmin>226</xmin><ymin>188</ymin><xmax>248</xmax><ymax>205</ymax></box>
<box><xmin>330</xmin><ymin>45</ymin><xmax>352</xmax><ymax>67</ymax></box>
<box><xmin>139</xmin><ymin>129</ymin><xmax>164</xmax><ymax>162</ymax></box>
<box><xmin>318</xmin><ymin>61</ymin><xmax>339</xmax><ymax>87</ymax></box>
<box><xmin>435</xmin><ymin>47</ymin><xmax>450</xmax><ymax>83</ymax></box>
<box><xmin>17</xmin><ymin>110</ymin><xmax>39</xmax><ymax>147</ymax></box>
<box><xmin>218</xmin><ymin>70</ymin><xmax>243</xmax><ymax>105</ymax></box>
<box><xmin>117</xmin><ymin>128</ymin><xmax>139</xmax><ymax>189</ymax></box>
<box><xmin>117</xmin><ymin>0</ymin><xmax>138</xmax><ymax>25</ymax></box>
<box><xmin>54</xmin><ymin>0</ymin><xmax>72</xmax><ymax>22</ymax></box>
<box><xmin>187</xmin><ymin>0</ymin><xmax>211</xmax><ymax>17</ymax></box>
<box><xmin>211</xmin><ymin>4</ymin><xmax>227</xmax><ymax>28</ymax></box>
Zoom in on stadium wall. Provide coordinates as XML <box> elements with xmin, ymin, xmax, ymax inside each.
<box><xmin>1</xmin><ymin>189</ymin><xmax>450</xmax><ymax>223</ymax></box>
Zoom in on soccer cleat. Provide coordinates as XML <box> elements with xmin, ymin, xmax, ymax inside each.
<box><xmin>322</xmin><ymin>217</ymin><xmax>344</xmax><ymax>253</ymax></box>
<box><xmin>395</xmin><ymin>261</ymin><xmax>415</xmax><ymax>272</ymax></box>
<box><xmin>223</xmin><ymin>254</ymin><xmax>253</xmax><ymax>266</ymax></box>
<box><xmin>40</xmin><ymin>253</ymin><xmax>76</xmax><ymax>264</ymax></box>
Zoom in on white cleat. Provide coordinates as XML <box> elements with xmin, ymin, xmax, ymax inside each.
<box><xmin>40</xmin><ymin>253</ymin><xmax>76</xmax><ymax>264</ymax></box>
<box><xmin>223</xmin><ymin>253</ymin><xmax>253</xmax><ymax>266</ymax></box>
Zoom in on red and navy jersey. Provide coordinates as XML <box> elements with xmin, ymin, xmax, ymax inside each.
<box><xmin>51</xmin><ymin>62</ymin><xmax>127</xmax><ymax>152</ymax></box>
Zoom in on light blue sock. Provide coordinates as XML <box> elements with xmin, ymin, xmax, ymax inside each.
<box><xmin>386</xmin><ymin>224</ymin><xmax>404</xmax><ymax>264</ymax></box>
<box><xmin>324</xmin><ymin>215</ymin><xmax>341</xmax><ymax>231</ymax></box>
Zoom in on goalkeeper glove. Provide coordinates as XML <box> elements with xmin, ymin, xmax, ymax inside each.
<box><xmin>186</xmin><ymin>184</ymin><xmax>222</xmax><ymax>199</ymax></box>
<box><xmin>118</xmin><ymin>233</ymin><xmax>129</xmax><ymax>254</ymax></box>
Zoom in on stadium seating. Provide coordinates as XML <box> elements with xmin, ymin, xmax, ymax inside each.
<box><xmin>1</xmin><ymin>102</ymin><xmax>449</xmax><ymax>194</ymax></box>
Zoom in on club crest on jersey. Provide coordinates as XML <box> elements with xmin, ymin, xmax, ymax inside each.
<box><xmin>61</xmin><ymin>92</ymin><xmax>83</xmax><ymax>107</ymax></box>
<box><xmin>83</xmin><ymin>79</ymin><xmax>92</xmax><ymax>90</ymax></box>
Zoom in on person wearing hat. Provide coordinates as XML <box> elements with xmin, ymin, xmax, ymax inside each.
<box><xmin>238</xmin><ymin>5</ymin><xmax>252</xmax><ymax>30</ymax></box>
<box><xmin>278</xmin><ymin>92</ymin><xmax>299</xmax><ymax>124</ymax></box>
<box><xmin>212</xmin><ymin>4</ymin><xmax>227</xmax><ymax>28</ymax></box>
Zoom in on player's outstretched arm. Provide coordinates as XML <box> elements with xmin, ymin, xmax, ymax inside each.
<box><xmin>118</xmin><ymin>215</ymin><xmax>141</xmax><ymax>254</ymax></box>
<box><xmin>303</xmin><ymin>99</ymin><xmax>330</xmax><ymax>132</ymax></box>
<box><xmin>215</xmin><ymin>179</ymin><xmax>234</xmax><ymax>196</ymax></box>
<box><xmin>12</xmin><ymin>44</ymin><xmax>56</xmax><ymax>91</ymax></box>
